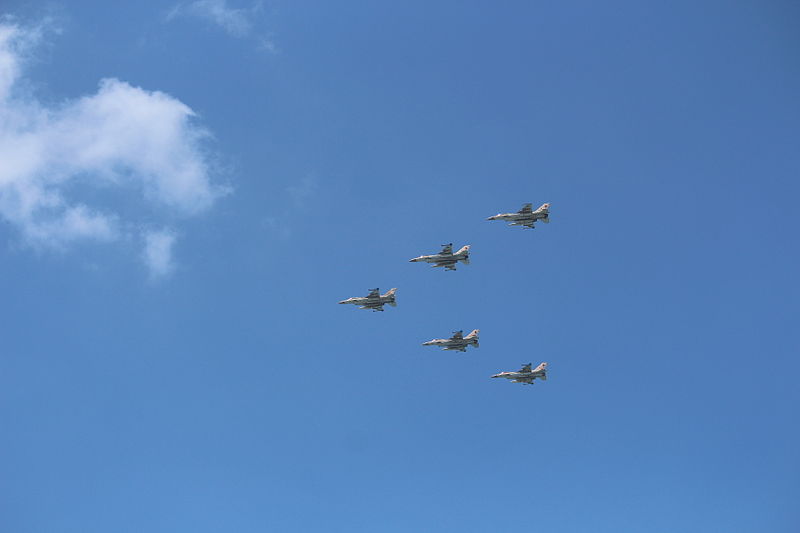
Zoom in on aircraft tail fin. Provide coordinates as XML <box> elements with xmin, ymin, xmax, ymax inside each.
<box><xmin>384</xmin><ymin>288</ymin><xmax>397</xmax><ymax>306</ymax></box>
<box><xmin>533</xmin><ymin>362</ymin><xmax>548</xmax><ymax>375</ymax></box>
<box><xmin>465</xmin><ymin>329</ymin><xmax>479</xmax><ymax>347</ymax></box>
<box><xmin>457</xmin><ymin>245</ymin><xmax>471</xmax><ymax>263</ymax></box>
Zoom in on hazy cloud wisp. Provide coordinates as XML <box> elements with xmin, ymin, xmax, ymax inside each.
<box><xmin>143</xmin><ymin>229</ymin><xmax>177</xmax><ymax>279</ymax></box>
<box><xmin>165</xmin><ymin>0</ymin><xmax>276</xmax><ymax>52</ymax></box>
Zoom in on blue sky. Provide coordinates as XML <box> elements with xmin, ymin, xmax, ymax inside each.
<box><xmin>1</xmin><ymin>1</ymin><xmax>799</xmax><ymax>532</ymax></box>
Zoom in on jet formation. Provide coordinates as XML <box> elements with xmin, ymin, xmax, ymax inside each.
<box><xmin>339</xmin><ymin>201</ymin><xmax>552</xmax><ymax>386</ymax></box>
<box><xmin>487</xmin><ymin>203</ymin><xmax>550</xmax><ymax>229</ymax></box>
<box><xmin>409</xmin><ymin>243</ymin><xmax>471</xmax><ymax>271</ymax></box>
<box><xmin>422</xmin><ymin>329</ymin><xmax>479</xmax><ymax>352</ymax></box>
<box><xmin>491</xmin><ymin>362</ymin><xmax>548</xmax><ymax>384</ymax></box>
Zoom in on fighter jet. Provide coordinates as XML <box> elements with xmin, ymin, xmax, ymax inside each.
<box><xmin>487</xmin><ymin>203</ymin><xmax>550</xmax><ymax>229</ymax></box>
<box><xmin>338</xmin><ymin>288</ymin><xmax>397</xmax><ymax>312</ymax></box>
<box><xmin>409</xmin><ymin>243</ymin><xmax>471</xmax><ymax>271</ymax></box>
<box><xmin>491</xmin><ymin>362</ymin><xmax>548</xmax><ymax>385</ymax></box>
<box><xmin>422</xmin><ymin>329</ymin><xmax>479</xmax><ymax>352</ymax></box>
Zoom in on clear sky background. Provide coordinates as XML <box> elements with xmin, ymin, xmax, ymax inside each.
<box><xmin>1</xmin><ymin>1</ymin><xmax>798</xmax><ymax>532</ymax></box>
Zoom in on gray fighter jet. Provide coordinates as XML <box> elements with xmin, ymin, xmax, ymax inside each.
<box><xmin>487</xmin><ymin>203</ymin><xmax>550</xmax><ymax>229</ymax></box>
<box><xmin>422</xmin><ymin>329</ymin><xmax>479</xmax><ymax>351</ymax></box>
<box><xmin>338</xmin><ymin>288</ymin><xmax>397</xmax><ymax>312</ymax></box>
<box><xmin>491</xmin><ymin>362</ymin><xmax>548</xmax><ymax>385</ymax></box>
<box><xmin>409</xmin><ymin>243</ymin><xmax>471</xmax><ymax>271</ymax></box>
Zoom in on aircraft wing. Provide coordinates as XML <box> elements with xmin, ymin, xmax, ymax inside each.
<box><xmin>439</xmin><ymin>243</ymin><xmax>453</xmax><ymax>255</ymax></box>
<box><xmin>366</xmin><ymin>288</ymin><xmax>380</xmax><ymax>298</ymax></box>
<box><xmin>518</xmin><ymin>203</ymin><xmax>533</xmax><ymax>214</ymax></box>
<box><xmin>512</xmin><ymin>377</ymin><xmax>534</xmax><ymax>384</ymax></box>
<box><xmin>450</xmin><ymin>331</ymin><xmax>464</xmax><ymax>340</ymax></box>
<box><xmin>520</xmin><ymin>364</ymin><xmax>532</xmax><ymax>373</ymax></box>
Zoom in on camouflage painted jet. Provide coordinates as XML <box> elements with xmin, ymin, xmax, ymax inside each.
<box><xmin>487</xmin><ymin>203</ymin><xmax>550</xmax><ymax>229</ymax></box>
<box><xmin>409</xmin><ymin>243</ymin><xmax>471</xmax><ymax>271</ymax></box>
<box><xmin>422</xmin><ymin>329</ymin><xmax>479</xmax><ymax>351</ymax></box>
<box><xmin>338</xmin><ymin>288</ymin><xmax>397</xmax><ymax>312</ymax></box>
<box><xmin>491</xmin><ymin>362</ymin><xmax>548</xmax><ymax>385</ymax></box>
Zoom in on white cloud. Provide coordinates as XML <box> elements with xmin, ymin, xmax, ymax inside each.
<box><xmin>0</xmin><ymin>20</ymin><xmax>227</xmax><ymax>271</ymax></box>
<box><xmin>142</xmin><ymin>228</ymin><xmax>177</xmax><ymax>279</ymax></box>
<box><xmin>165</xmin><ymin>1</ymin><xmax>276</xmax><ymax>52</ymax></box>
